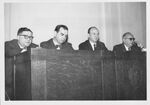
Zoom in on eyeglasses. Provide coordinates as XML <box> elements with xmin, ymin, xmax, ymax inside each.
<box><xmin>125</xmin><ymin>38</ymin><xmax>135</xmax><ymax>41</ymax></box>
<box><xmin>19</xmin><ymin>35</ymin><xmax>34</xmax><ymax>40</ymax></box>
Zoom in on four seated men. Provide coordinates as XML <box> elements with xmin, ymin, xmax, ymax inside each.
<box><xmin>5</xmin><ymin>25</ymin><xmax>145</xmax><ymax>100</ymax></box>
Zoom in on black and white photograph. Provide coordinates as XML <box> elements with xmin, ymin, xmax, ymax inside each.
<box><xmin>1</xmin><ymin>0</ymin><xmax>149</xmax><ymax>105</ymax></box>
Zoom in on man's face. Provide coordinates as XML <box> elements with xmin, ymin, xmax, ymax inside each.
<box><xmin>55</xmin><ymin>27</ymin><xmax>68</xmax><ymax>44</ymax></box>
<box><xmin>89</xmin><ymin>28</ymin><xmax>99</xmax><ymax>43</ymax></box>
<box><xmin>18</xmin><ymin>31</ymin><xmax>33</xmax><ymax>47</ymax></box>
<box><xmin>123</xmin><ymin>34</ymin><xmax>135</xmax><ymax>47</ymax></box>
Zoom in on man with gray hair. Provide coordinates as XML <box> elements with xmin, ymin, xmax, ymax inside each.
<box><xmin>113</xmin><ymin>32</ymin><xmax>144</xmax><ymax>56</ymax></box>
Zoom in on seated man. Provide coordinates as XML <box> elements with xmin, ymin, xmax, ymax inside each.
<box><xmin>78</xmin><ymin>26</ymin><xmax>108</xmax><ymax>51</ymax></box>
<box><xmin>5</xmin><ymin>27</ymin><xmax>38</xmax><ymax>100</ymax></box>
<box><xmin>113</xmin><ymin>32</ymin><xmax>144</xmax><ymax>57</ymax></box>
<box><xmin>40</xmin><ymin>25</ymin><xmax>73</xmax><ymax>50</ymax></box>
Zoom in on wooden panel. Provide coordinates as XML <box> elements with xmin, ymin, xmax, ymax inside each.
<box><xmin>115</xmin><ymin>59</ymin><xmax>133</xmax><ymax>99</ymax></box>
<box><xmin>31</xmin><ymin>49</ymin><xmax>47</xmax><ymax>100</ymax></box>
<box><xmin>31</xmin><ymin>49</ymin><xmax>108</xmax><ymax>100</ymax></box>
<box><xmin>101</xmin><ymin>52</ymin><xmax>116</xmax><ymax>99</ymax></box>
<box><xmin>15</xmin><ymin>52</ymin><xmax>31</xmax><ymax>100</ymax></box>
<box><xmin>31</xmin><ymin>48</ymin><xmax>146</xmax><ymax>100</ymax></box>
<box><xmin>115</xmin><ymin>55</ymin><xmax>146</xmax><ymax>100</ymax></box>
<box><xmin>46</xmin><ymin>52</ymin><xmax>103</xmax><ymax>100</ymax></box>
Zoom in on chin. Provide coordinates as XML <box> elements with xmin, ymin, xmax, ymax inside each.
<box><xmin>60</xmin><ymin>41</ymin><xmax>65</xmax><ymax>44</ymax></box>
<box><xmin>129</xmin><ymin>45</ymin><xmax>132</xmax><ymax>47</ymax></box>
<box><xmin>25</xmin><ymin>43</ymin><xmax>31</xmax><ymax>47</ymax></box>
<box><xmin>93</xmin><ymin>39</ymin><xmax>98</xmax><ymax>42</ymax></box>
<box><xmin>95</xmin><ymin>40</ymin><xmax>98</xmax><ymax>42</ymax></box>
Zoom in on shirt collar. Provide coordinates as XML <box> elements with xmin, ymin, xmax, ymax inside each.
<box><xmin>53</xmin><ymin>38</ymin><xmax>60</xmax><ymax>46</ymax></box>
<box><xmin>89</xmin><ymin>40</ymin><xmax>96</xmax><ymax>50</ymax></box>
<box><xmin>124</xmin><ymin>44</ymin><xmax>130</xmax><ymax>51</ymax></box>
<box><xmin>17</xmin><ymin>41</ymin><xmax>25</xmax><ymax>49</ymax></box>
<box><xmin>89</xmin><ymin>40</ymin><xmax>96</xmax><ymax>46</ymax></box>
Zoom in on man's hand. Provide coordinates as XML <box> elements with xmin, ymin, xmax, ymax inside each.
<box><xmin>134</xmin><ymin>41</ymin><xmax>144</xmax><ymax>49</ymax></box>
<box><xmin>134</xmin><ymin>41</ymin><xmax>146</xmax><ymax>52</ymax></box>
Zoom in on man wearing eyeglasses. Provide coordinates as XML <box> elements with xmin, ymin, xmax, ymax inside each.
<box><xmin>5</xmin><ymin>27</ymin><xmax>38</xmax><ymax>100</ymax></box>
<box><xmin>113</xmin><ymin>32</ymin><xmax>144</xmax><ymax>57</ymax></box>
<box><xmin>40</xmin><ymin>24</ymin><xmax>73</xmax><ymax>50</ymax></box>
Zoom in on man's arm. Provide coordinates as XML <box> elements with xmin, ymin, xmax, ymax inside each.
<box><xmin>101</xmin><ymin>42</ymin><xmax>108</xmax><ymax>51</ymax></box>
<box><xmin>64</xmin><ymin>43</ymin><xmax>74</xmax><ymax>50</ymax></box>
<box><xmin>5</xmin><ymin>42</ymin><xmax>22</xmax><ymax>57</ymax></box>
<box><xmin>79</xmin><ymin>43</ymin><xmax>85</xmax><ymax>50</ymax></box>
<box><xmin>112</xmin><ymin>45</ymin><xmax>121</xmax><ymax>56</ymax></box>
<box><xmin>68</xmin><ymin>43</ymin><xmax>74</xmax><ymax>50</ymax></box>
<box><xmin>40</xmin><ymin>41</ymin><xmax>48</xmax><ymax>49</ymax></box>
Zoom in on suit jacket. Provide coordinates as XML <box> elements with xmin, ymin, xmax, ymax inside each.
<box><xmin>40</xmin><ymin>38</ymin><xmax>73</xmax><ymax>50</ymax></box>
<box><xmin>79</xmin><ymin>40</ymin><xmax>108</xmax><ymax>51</ymax></box>
<box><xmin>113</xmin><ymin>43</ymin><xmax>142</xmax><ymax>58</ymax></box>
<box><xmin>5</xmin><ymin>39</ymin><xmax>38</xmax><ymax>100</ymax></box>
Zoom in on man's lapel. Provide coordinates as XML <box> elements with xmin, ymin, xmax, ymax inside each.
<box><xmin>87</xmin><ymin>40</ymin><xmax>93</xmax><ymax>51</ymax></box>
<box><xmin>50</xmin><ymin>39</ymin><xmax>57</xmax><ymax>49</ymax></box>
<box><xmin>121</xmin><ymin>43</ymin><xmax>127</xmax><ymax>52</ymax></box>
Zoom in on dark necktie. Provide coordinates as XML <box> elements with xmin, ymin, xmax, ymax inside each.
<box><xmin>94</xmin><ymin>44</ymin><xmax>96</xmax><ymax>51</ymax></box>
<box><xmin>128</xmin><ymin>47</ymin><xmax>131</xmax><ymax>51</ymax></box>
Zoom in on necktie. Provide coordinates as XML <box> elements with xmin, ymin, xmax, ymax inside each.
<box><xmin>128</xmin><ymin>47</ymin><xmax>131</xmax><ymax>51</ymax></box>
<box><xmin>94</xmin><ymin>44</ymin><xmax>96</xmax><ymax>51</ymax></box>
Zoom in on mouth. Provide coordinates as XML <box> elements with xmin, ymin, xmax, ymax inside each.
<box><xmin>26</xmin><ymin>42</ymin><xmax>31</xmax><ymax>44</ymax></box>
<box><xmin>60</xmin><ymin>39</ymin><xmax>66</xmax><ymax>42</ymax></box>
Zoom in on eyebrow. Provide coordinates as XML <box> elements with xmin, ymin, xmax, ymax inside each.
<box><xmin>126</xmin><ymin>37</ymin><xmax>133</xmax><ymax>38</ymax></box>
<box><xmin>61</xmin><ymin>33</ymin><xmax>64</xmax><ymax>36</ymax></box>
<box><xmin>61</xmin><ymin>33</ymin><xmax>68</xmax><ymax>36</ymax></box>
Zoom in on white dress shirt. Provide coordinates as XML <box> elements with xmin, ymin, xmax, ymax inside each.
<box><xmin>124</xmin><ymin>44</ymin><xmax>131</xmax><ymax>51</ymax></box>
<box><xmin>18</xmin><ymin>42</ymin><xmax>27</xmax><ymax>53</ymax></box>
<box><xmin>89</xmin><ymin>40</ymin><xmax>96</xmax><ymax>51</ymax></box>
<box><xmin>53</xmin><ymin>39</ymin><xmax>61</xmax><ymax>50</ymax></box>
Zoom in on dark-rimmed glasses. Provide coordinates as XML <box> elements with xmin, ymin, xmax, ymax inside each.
<box><xmin>125</xmin><ymin>38</ymin><xmax>135</xmax><ymax>41</ymax></box>
<box><xmin>19</xmin><ymin>35</ymin><xmax>34</xmax><ymax>40</ymax></box>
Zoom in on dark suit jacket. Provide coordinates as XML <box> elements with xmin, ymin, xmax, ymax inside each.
<box><xmin>40</xmin><ymin>38</ymin><xmax>73</xmax><ymax>50</ymax></box>
<box><xmin>113</xmin><ymin>43</ymin><xmax>142</xmax><ymax>58</ymax></box>
<box><xmin>79</xmin><ymin>40</ymin><xmax>108</xmax><ymax>51</ymax></box>
<box><xmin>5</xmin><ymin>39</ymin><xmax>38</xmax><ymax>100</ymax></box>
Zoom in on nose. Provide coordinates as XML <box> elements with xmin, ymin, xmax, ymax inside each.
<box><xmin>62</xmin><ymin>35</ymin><xmax>67</xmax><ymax>39</ymax></box>
<box><xmin>26</xmin><ymin>38</ymin><xmax>32</xmax><ymax>43</ymax></box>
<box><xmin>26</xmin><ymin>38</ymin><xmax>31</xmax><ymax>41</ymax></box>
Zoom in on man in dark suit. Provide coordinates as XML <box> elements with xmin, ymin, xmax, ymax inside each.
<box><xmin>79</xmin><ymin>26</ymin><xmax>108</xmax><ymax>51</ymax></box>
<box><xmin>113</xmin><ymin>32</ymin><xmax>144</xmax><ymax>57</ymax></box>
<box><xmin>40</xmin><ymin>25</ymin><xmax>73</xmax><ymax>50</ymax></box>
<box><xmin>5</xmin><ymin>27</ymin><xmax>38</xmax><ymax>100</ymax></box>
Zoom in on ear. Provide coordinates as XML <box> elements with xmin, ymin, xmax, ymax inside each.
<box><xmin>88</xmin><ymin>33</ymin><xmax>90</xmax><ymax>38</ymax></box>
<box><xmin>122</xmin><ymin>38</ymin><xmax>125</xmax><ymax>43</ymax></box>
<box><xmin>17</xmin><ymin>35</ymin><xmax>20</xmax><ymax>40</ymax></box>
<box><xmin>54</xmin><ymin>31</ymin><xmax>57</xmax><ymax>36</ymax></box>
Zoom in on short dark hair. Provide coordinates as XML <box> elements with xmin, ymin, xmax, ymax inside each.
<box><xmin>88</xmin><ymin>26</ymin><xmax>99</xmax><ymax>34</ymax></box>
<box><xmin>54</xmin><ymin>25</ymin><xmax>68</xmax><ymax>32</ymax></box>
<box><xmin>17</xmin><ymin>27</ymin><xmax>33</xmax><ymax>35</ymax></box>
<box><xmin>122</xmin><ymin>32</ymin><xmax>133</xmax><ymax>38</ymax></box>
